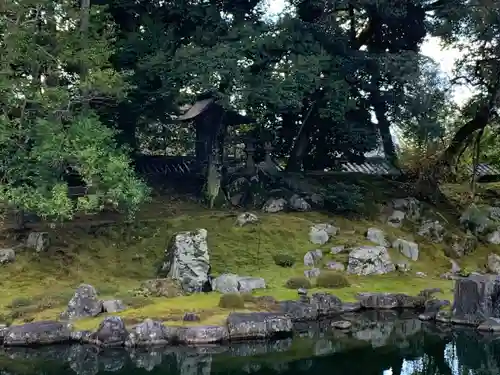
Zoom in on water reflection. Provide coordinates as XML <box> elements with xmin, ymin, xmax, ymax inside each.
<box><xmin>1</xmin><ymin>312</ymin><xmax>500</xmax><ymax>375</ymax></box>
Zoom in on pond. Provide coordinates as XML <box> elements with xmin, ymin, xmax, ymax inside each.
<box><xmin>1</xmin><ymin>312</ymin><xmax>499</xmax><ymax>375</ymax></box>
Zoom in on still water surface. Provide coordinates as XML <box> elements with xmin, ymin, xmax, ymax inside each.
<box><xmin>1</xmin><ymin>313</ymin><xmax>498</xmax><ymax>375</ymax></box>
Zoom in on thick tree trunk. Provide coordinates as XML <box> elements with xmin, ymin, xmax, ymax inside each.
<box><xmin>441</xmin><ymin>105</ymin><xmax>490</xmax><ymax>167</ymax></box>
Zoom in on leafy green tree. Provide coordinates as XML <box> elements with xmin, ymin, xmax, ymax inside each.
<box><xmin>0</xmin><ymin>0</ymin><xmax>150</xmax><ymax>220</ymax></box>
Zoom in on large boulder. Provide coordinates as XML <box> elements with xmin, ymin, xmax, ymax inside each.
<box><xmin>418</xmin><ymin>220</ymin><xmax>445</xmax><ymax>243</ymax></box>
<box><xmin>347</xmin><ymin>246</ymin><xmax>395</xmax><ymax>275</ymax></box>
<box><xmin>60</xmin><ymin>284</ymin><xmax>102</xmax><ymax>320</ymax></box>
<box><xmin>392</xmin><ymin>197</ymin><xmax>422</xmax><ymax>221</ymax></box>
<box><xmin>304</xmin><ymin>249</ymin><xmax>323</xmax><ymax>267</ymax></box>
<box><xmin>310</xmin><ymin>292</ymin><xmax>342</xmax><ymax>317</ymax></box>
<box><xmin>460</xmin><ymin>204</ymin><xmax>495</xmax><ymax>236</ymax></box>
<box><xmin>279</xmin><ymin>300</ymin><xmax>318</xmax><ymax>321</ymax></box>
<box><xmin>161</xmin><ymin>229</ymin><xmax>210</xmax><ymax>293</ymax></box>
<box><xmin>452</xmin><ymin>275</ymin><xmax>500</xmax><ymax>325</ymax></box>
<box><xmin>177</xmin><ymin>325</ymin><xmax>229</xmax><ymax>345</ymax></box>
<box><xmin>309</xmin><ymin>223</ymin><xmax>338</xmax><ymax>245</ymax></box>
<box><xmin>366</xmin><ymin>228</ymin><xmax>389</xmax><ymax>247</ymax></box>
<box><xmin>125</xmin><ymin>319</ymin><xmax>178</xmax><ymax>347</ymax></box>
<box><xmin>392</xmin><ymin>239</ymin><xmax>419</xmax><ymax>261</ymax></box>
<box><xmin>26</xmin><ymin>231</ymin><xmax>50</xmax><ymax>252</ymax></box>
<box><xmin>3</xmin><ymin>321</ymin><xmax>72</xmax><ymax>346</ymax></box>
<box><xmin>211</xmin><ymin>274</ymin><xmax>266</xmax><ymax>293</ymax></box>
<box><xmin>226</xmin><ymin>312</ymin><xmax>293</xmax><ymax>340</ymax></box>
<box><xmin>89</xmin><ymin>316</ymin><xmax>129</xmax><ymax>347</ymax></box>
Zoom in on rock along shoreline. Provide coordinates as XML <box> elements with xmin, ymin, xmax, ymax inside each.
<box><xmin>0</xmin><ymin>288</ymin><xmax>454</xmax><ymax>348</ymax></box>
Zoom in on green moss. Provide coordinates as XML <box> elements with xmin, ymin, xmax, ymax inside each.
<box><xmin>0</xmin><ymin>188</ymin><xmax>485</xmax><ymax>329</ymax></box>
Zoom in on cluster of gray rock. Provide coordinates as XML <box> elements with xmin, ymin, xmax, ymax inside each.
<box><xmin>0</xmin><ymin>231</ymin><xmax>50</xmax><ymax>264</ymax></box>
<box><xmin>0</xmin><ymin>287</ymin><xmax>441</xmax><ymax>348</ymax></box>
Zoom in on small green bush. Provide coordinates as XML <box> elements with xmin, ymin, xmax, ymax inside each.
<box><xmin>285</xmin><ymin>276</ymin><xmax>312</xmax><ymax>289</ymax></box>
<box><xmin>7</xmin><ymin>297</ymin><xmax>33</xmax><ymax>309</ymax></box>
<box><xmin>316</xmin><ymin>272</ymin><xmax>350</xmax><ymax>288</ymax></box>
<box><xmin>219</xmin><ymin>293</ymin><xmax>245</xmax><ymax>308</ymax></box>
<box><xmin>240</xmin><ymin>292</ymin><xmax>256</xmax><ymax>302</ymax></box>
<box><xmin>273</xmin><ymin>254</ymin><xmax>295</xmax><ymax>268</ymax></box>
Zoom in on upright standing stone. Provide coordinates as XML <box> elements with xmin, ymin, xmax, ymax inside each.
<box><xmin>452</xmin><ymin>275</ymin><xmax>500</xmax><ymax>325</ymax></box>
<box><xmin>162</xmin><ymin>229</ymin><xmax>210</xmax><ymax>293</ymax></box>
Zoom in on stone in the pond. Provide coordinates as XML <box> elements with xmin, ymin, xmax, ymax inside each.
<box><xmin>125</xmin><ymin>319</ymin><xmax>176</xmax><ymax>347</ymax></box>
<box><xmin>3</xmin><ymin>321</ymin><xmax>72</xmax><ymax>346</ymax></box>
<box><xmin>226</xmin><ymin>312</ymin><xmax>293</xmax><ymax>340</ymax></box>
<box><xmin>304</xmin><ymin>268</ymin><xmax>321</xmax><ymax>278</ymax></box>
<box><xmin>304</xmin><ymin>249</ymin><xmax>323</xmax><ymax>266</ymax></box>
<box><xmin>366</xmin><ymin>228</ymin><xmax>389</xmax><ymax>247</ymax></box>
<box><xmin>347</xmin><ymin>246</ymin><xmax>395</xmax><ymax>275</ymax></box>
<box><xmin>89</xmin><ymin>316</ymin><xmax>128</xmax><ymax>347</ymax></box>
<box><xmin>236</xmin><ymin>212</ymin><xmax>259</xmax><ymax>227</ymax></box>
<box><xmin>392</xmin><ymin>239</ymin><xmax>419</xmax><ymax>261</ymax></box>
<box><xmin>162</xmin><ymin>228</ymin><xmax>210</xmax><ymax>293</ymax></box>
<box><xmin>0</xmin><ymin>248</ymin><xmax>15</xmax><ymax>265</ymax></box>
<box><xmin>309</xmin><ymin>224</ymin><xmax>338</xmax><ymax>245</ymax></box>
<box><xmin>331</xmin><ymin>320</ymin><xmax>352</xmax><ymax>330</ymax></box>
<box><xmin>102</xmin><ymin>300</ymin><xmax>126</xmax><ymax>313</ymax></box>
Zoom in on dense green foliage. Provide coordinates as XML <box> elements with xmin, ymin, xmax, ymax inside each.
<box><xmin>2</xmin><ymin>0</ymin><xmax>500</xmax><ymax>217</ymax></box>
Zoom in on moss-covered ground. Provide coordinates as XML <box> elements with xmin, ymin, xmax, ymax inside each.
<box><xmin>0</xmin><ymin>180</ymin><xmax>498</xmax><ymax>331</ymax></box>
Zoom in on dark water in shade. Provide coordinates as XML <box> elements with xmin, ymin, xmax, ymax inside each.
<box><xmin>1</xmin><ymin>312</ymin><xmax>500</xmax><ymax>375</ymax></box>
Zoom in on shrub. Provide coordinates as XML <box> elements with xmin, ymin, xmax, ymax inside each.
<box><xmin>240</xmin><ymin>292</ymin><xmax>256</xmax><ymax>302</ymax></box>
<box><xmin>219</xmin><ymin>293</ymin><xmax>245</xmax><ymax>308</ymax></box>
<box><xmin>7</xmin><ymin>297</ymin><xmax>33</xmax><ymax>309</ymax></box>
<box><xmin>285</xmin><ymin>276</ymin><xmax>312</xmax><ymax>289</ymax></box>
<box><xmin>273</xmin><ymin>254</ymin><xmax>295</xmax><ymax>268</ymax></box>
<box><xmin>323</xmin><ymin>182</ymin><xmax>366</xmax><ymax>214</ymax></box>
<box><xmin>316</xmin><ymin>272</ymin><xmax>350</xmax><ymax>288</ymax></box>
